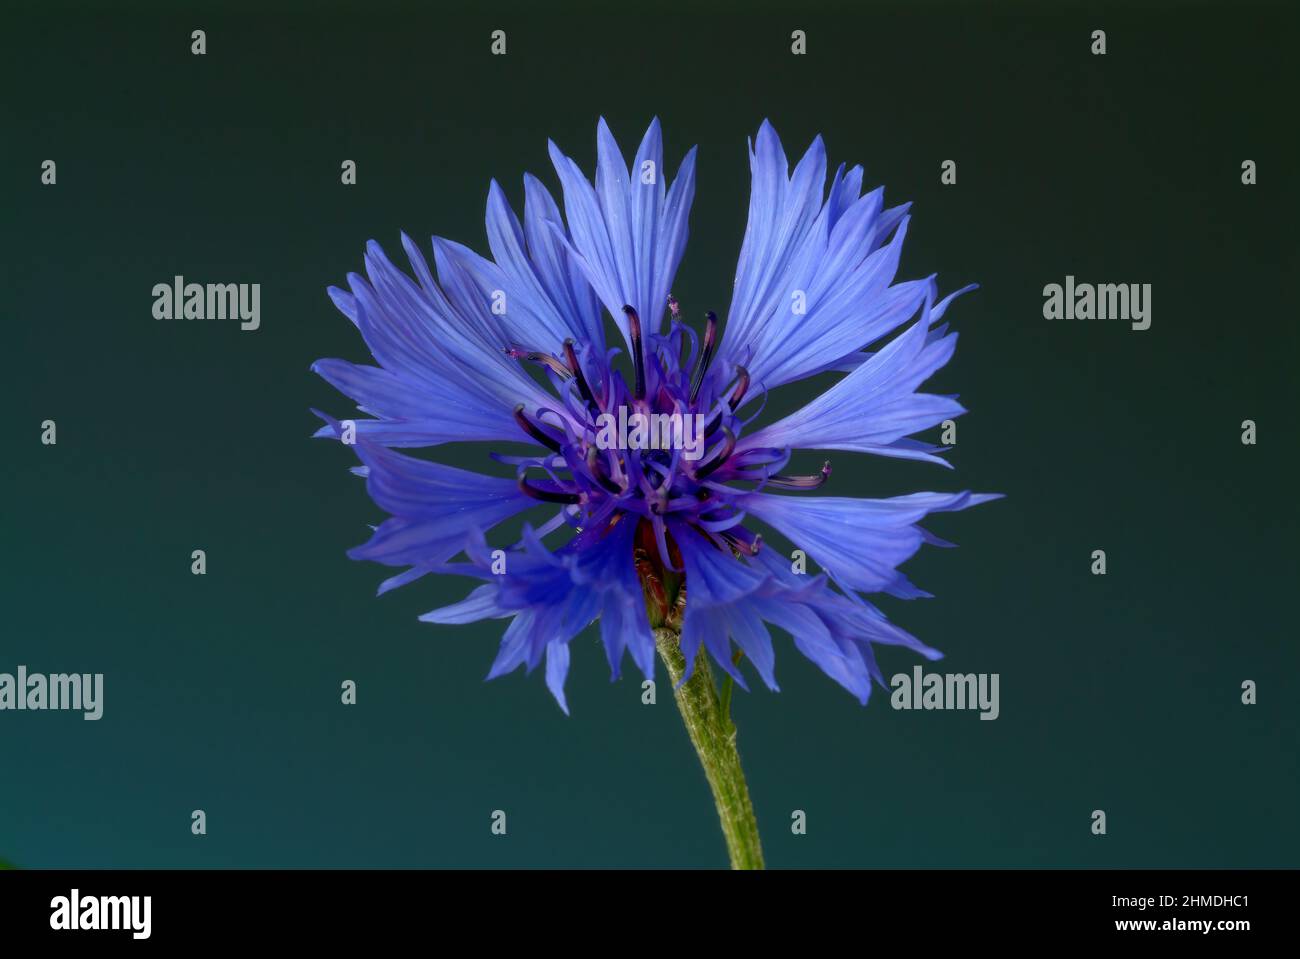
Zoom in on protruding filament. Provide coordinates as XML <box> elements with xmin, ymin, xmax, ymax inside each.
<box><xmin>513</xmin><ymin>404</ymin><xmax>562</xmax><ymax>453</ymax></box>
<box><xmin>728</xmin><ymin>365</ymin><xmax>750</xmax><ymax>408</ymax></box>
<box><xmin>689</xmin><ymin>311</ymin><xmax>718</xmax><ymax>404</ymax></box>
<box><xmin>517</xmin><ymin>475</ymin><xmax>582</xmax><ymax>504</ymax></box>
<box><xmin>695</xmin><ymin>425</ymin><xmax>736</xmax><ymax>480</ymax></box>
<box><xmin>720</xmin><ymin>528</ymin><xmax>763</xmax><ymax>556</ymax></box>
<box><xmin>505</xmin><ymin>346</ymin><xmax>570</xmax><ymax>380</ymax></box>
<box><xmin>586</xmin><ymin>446</ymin><xmax>623</xmax><ymax>494</ymax></box>
<box><xmin>704</xmin><ymin>365</ymin><xmax>751</xmax><ymax>435</ymax></box>
<box><xmin>562</xmin><ymin>338</ymin><xmax>599</xmax><ymax>409</ymax></box>
<box><xmin>765</xmin><ymin>462</ymin><xmax>832</xmax><ymax>490</ymax></box>
<box><xmin>622</xmin><ymin>305</ymin><xmax>647</xmax><ymax>400</ymax></box>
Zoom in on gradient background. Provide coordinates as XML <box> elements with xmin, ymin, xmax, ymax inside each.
<box><xmin>3</xmin><ymin>0</ymin><xmax>1297</xmax><ymax>868</ymax></box>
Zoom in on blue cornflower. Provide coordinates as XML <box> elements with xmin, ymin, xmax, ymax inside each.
<box><xmin>312</xmin><ymin>118</ymin><xmax>998</xmax><ymax>716</ymax></box>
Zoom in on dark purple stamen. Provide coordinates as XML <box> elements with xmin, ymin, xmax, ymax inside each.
<box><xmin>728</xmin><ymin>365</ymin><xmax>750</xmax><ymax>408</ymax></box>
<box><xmin>563</xmin><ymin>338</ymin><xmax>599</xmax><ymax>409</ymax></box>
<box><xmin>689</xmin><ymin>311</ymin><xmax>718</xmax><ymax>404</ymax></box>
<box><xmin>586</xmin><ymin>446</ymin><xmax>623</xmax><ymax>494</ymax></box>
<box><xmin>720</xmin><ymin>528</ymin><xmax>763</xmax><ymax>556</ymax></box>
<box><xmin>517</xmin><ymin>475</ymin><xmax>582</xmax><ymax>504</ymax></box>
<box><xmin>704</xmin><ymin>365</ymin><xmax>751</xmax><ymax>435</ymax></box>
<box><xmin>513</xmin><ymin>404</ymin><xmax>563</xmax><ymax>453</ymax></box>
<box><xmin>695</xmin><ymin>425</ymin><xmax>736</xmax><ymax>480</ymax></box>
<box><xmin>505</xmin><ymin>346</ymin><xmax>570</xmax><ymax>380</ymax></box>
<box><xmin>622</xmin><ymin>305</ymin><xmax>647</xmax><ymax>400</ymax></box>
<box><xmin>494</xmin><ymin>295</ymin><xmax>803</xmax><ymax>537</ymax></box>
<box><xmin>766</xmin><ymin>461</ymin><xmax>832</xmax><ymax>490</ymax></box>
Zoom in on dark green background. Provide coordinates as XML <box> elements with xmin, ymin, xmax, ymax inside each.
<box><xmin>3</xmin><ymin>0</ymin><xmax>1297</xmax><ymax>868</ymax></box>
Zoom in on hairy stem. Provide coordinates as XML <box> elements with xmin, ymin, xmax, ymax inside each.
<box><xmin>654</xmin><ymin>626</ymin><xmax>765</xmax><ymax>870</ymax></box>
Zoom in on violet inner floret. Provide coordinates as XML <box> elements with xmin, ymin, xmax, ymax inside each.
<box><xmin>503</xmin><ymin>298</ymin><xmax>798</xmax><ymax>595</ymax></box>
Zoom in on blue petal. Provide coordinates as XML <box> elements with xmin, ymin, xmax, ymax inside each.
<box><xmin>311</xmin><ymin>361</ymin><xmax>522</xmax><ymax>446</ymax></box>
<box><xmin>741</xmin><ymin>490</ymin><xmax>1002</xmax><ymax>598</ymax></box>
<box><xmin>717</xmin><ymin>122</ymin><xmax>959</xmax><ymax>391</ymax></box>
<box><xmin>322</xmin><ymin>239</ymin><xmax>559</xmax><ymax>442</ymax></box>
<box><xmin>739</xmin><ymin>295</ymin><xmax>966</xmax><ymax>465</ymax></box>
<box><xmin>547</xmin><ymin>118</ymin><xmax>697</xmax><ymax>344</ymax></box>
<box><xmin>419</xmin><ymin>584</ymin><xmax>505</xmax><ymax>623</ymax></box>
<box><xmin>486</xmin><ymin>179</ymin><xmax>601</xmax><ymax>351</ymax></box>
<box><xmin>427</xmin><ymin>517</ymin><xmax>652</xmax><ymax>709</ymax></box>
<box><xmin>528</xmin><ymin>173</ymin><xmax>606</xmax><ymax>348</ymax></box>
<box><xmin>545</xmin><ymin>639</ymin><xmax>572</xmax><ymax>715</ymax></box>
<box><xmin>724</xmin><ymin>122</ymin><xmax>827</xmax><ymax>360</ymax></box>
<box><xmin>341</xmin><ymin>441</ymin><xmax>535</xmax><ymax>572</ymax></box>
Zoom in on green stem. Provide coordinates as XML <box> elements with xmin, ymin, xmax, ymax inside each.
<box><xmin>718</xmin><ymin>674</ymin><xmax>735</xmax><ymax>733</ymax></box>
<box><xmin>718</xmin><ymin>649</ymin><xmax>743</xmax><ymax>733</ymax></box>
<box><xmin>654</xmin><ymin>626</ymin><xmax>765</xmax><ymax>870</ymax></box>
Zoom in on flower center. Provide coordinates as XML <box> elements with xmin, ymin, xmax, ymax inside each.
<box><xmin>505</xmin><ymin>298</ymin><xmax>830</xmax><ymax>567</ymax></box>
